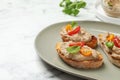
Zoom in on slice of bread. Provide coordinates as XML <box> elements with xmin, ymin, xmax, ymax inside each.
<box><xmin>98</xmin><ymin>34</ymin><xmax>120</xmax><ymax>67</ymax></box>
<box><xmin>56</xmin><ymin>42</ymin><xmax>103</xmax><ymax>69</ymax></box>
<box><xmin>60</xmin><ymin>25</ymin><xmax>98</xmax><ymax>49</ymax></box>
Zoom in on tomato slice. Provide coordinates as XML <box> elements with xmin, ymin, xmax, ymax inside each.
<box><xmin>113</xmin><ymin>36</ymin><xmax>120</xmax><ymax>48</ymax></box>
<box><xmin>69</xmin><ymin>42</ymin><xmax>85</xmax><ymax>47</ymax></box>
<box><xmin>68</xmin><ymin>26</ymin><xmax>80</xmax><ymax>36</ymax></box>
<box><xmin>80</xmin><ymin>47</ymin><xmax>92</xmax><ymax>56</ymax></box>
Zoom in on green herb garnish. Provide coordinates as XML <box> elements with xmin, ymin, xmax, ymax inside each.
<box><xmin>71</xmin><ymin>21</ymin><xmax>78</xmax><ymax>28</ymax></box>
<box><xmin>59</xmin><ymin>0</ymin><xmax>86</xmax><ymax>16</ymax></box>
<box><xmin>108</xmin><ymin>1</ymin><xmax>113</xmax><ymax>7</ymax></box>
<box><xmin>106</xmin><ymin>41</ymin><xmax>114</xmax><ymax>48</ymax></box>
<box><xmin>66</xmin><ymin>46</ymin><xmax>80</xmax><ymax>54</ymax></box>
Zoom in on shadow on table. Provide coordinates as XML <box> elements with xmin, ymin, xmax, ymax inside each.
<box><xmin>38</xmin><ymin>58</ymin><xmax>92</xmax><ymax>80</ymax></box>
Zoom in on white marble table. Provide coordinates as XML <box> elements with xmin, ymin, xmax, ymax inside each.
<box><xmin>0</xmin><ymin>0</ymin><xmax>99</xmax><ymax>80</ymax></box>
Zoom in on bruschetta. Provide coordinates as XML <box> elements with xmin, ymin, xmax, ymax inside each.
<box><xmin>98</xmin><ymin>33</ymin><xmax>120</xmax><ymax>67</ymax></box>
<box><xmin>56</xmin><ymin>41</ymin><xmax>103</xmax><ymax>69</ymax></box>
<box><xmin>60</xmin><ymin>22</ymin><xmax>97</xmax><ymax>48</ymax></box>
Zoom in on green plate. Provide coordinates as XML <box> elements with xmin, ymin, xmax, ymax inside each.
<box><xmin>35</xmin><ymin>21</ymin><xmax>120</xmax><ymax>80</ymax></box>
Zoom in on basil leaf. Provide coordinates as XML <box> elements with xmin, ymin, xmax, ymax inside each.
<box><xmin>59</xmin><ymin>2</ymin><xmax>64</xmax><ymax>7</ymax></box>
<box><xmin>71</xmin><ymin>21</ymin><xmax>78</xmax><ymax>28</ymax></box>
<box><xmin>59</xmin><ymin>0</ymin><xmax>87</xmax><ymax>16</ymax></box>
<box><xmin>72</xmin><ymin>9</ymin><xmax>79</xmax><ymax>16</ymax></box>
<box><xmin>76</xmin><ymin>1</ymin><xmax>86</xmax><ymax>9</ymax></box>
<box><xmin>65</xmin><ymin>0</ymin><xmax>70</xmax><ymax>3</ymax></box>
<box><xmin>69</xmin><ymin>3</ymin><xmax>77</xmax><ymax>9</ymax></box>
<box><xmin>66</xmin><ymin>46</ymin><xmax>80</xmax><ymax>54</ymax></box>
<box><xmin>63</xmin><ymin>7</ymin><xmax>72</xmax><ymax>15</ymax></box>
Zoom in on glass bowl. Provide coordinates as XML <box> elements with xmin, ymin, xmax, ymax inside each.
<box><xmin>101</xmin><ymin>0</ymin><xmax>120</xmax><ymax>18</ymax></box>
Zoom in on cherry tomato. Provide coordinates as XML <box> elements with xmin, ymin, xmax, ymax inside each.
<box><xmin>69</xmin><ymin>42</ymin><xmax>85</xmax><ymax>47</ymax></box>
<box><xmin>80</xmin><ymin>47</ymin><xmax>92</xmax><ymax>57</ymax></box>
<box><xmin>113</xmin><ymin>36</ymin><xmax>120</xmax><ymax>48</ymax></box>
<box><xmin>68</xmin><ymin>26</ymin><xmax>80</xmax><ymax>36</ymax></box>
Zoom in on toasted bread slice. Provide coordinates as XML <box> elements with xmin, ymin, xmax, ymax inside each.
<box><xmin>60</xmin><ymin>27</ymin><xmax>97</xmax><ymax>48</ymax></box>
<box><xmin>56</xmin><ymin>42</ymin><xmax>103</xmax><ymax>69</ymax></box>
<box><xmin>98</xmin><ymin>33</ymin><xmax>120</xmax><ymax>67</ymax></box>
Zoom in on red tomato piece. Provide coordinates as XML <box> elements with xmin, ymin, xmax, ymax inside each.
<box><xmin>69</xmin><ymin>42</ymin><xmax>85</xmax><ymax>47</ymax></box>
<box><xmin>68</xmin><ymin>26</ymin><xmax>80</xmax><ymax>36</ymax></box>
<box><xmin>113</xmin><ymin>36</ymin><xmax>120</xmax><ymax>48</ymax></box>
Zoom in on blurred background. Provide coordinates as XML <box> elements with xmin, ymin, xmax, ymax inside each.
<box><xmin>0</xmin><ymin>0</ymin><xmax>114</xmax><ymax>80</ymax></box>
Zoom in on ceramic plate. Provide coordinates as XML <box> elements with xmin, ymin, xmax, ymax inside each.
<box><xmin>35</xmin><ymin>21</ymin><xmax>120</xmax><ymax>80</ymax></box>
<box><xmin>95</xmin><ymin>0</ymin><xmax>120</xmax><ymax>25</ymax></box>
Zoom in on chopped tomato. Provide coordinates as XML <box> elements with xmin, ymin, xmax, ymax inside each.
<box><xmin>69</xmin><ymin>42</ymin><xmax>85</xmax><ymax>47</ymax></box>
<box><xmin>113</xmin><ymin>36</ymin><xmax>120</xmax><ymax>48</ymax></box>
<box><xmin>68</xmin><ymin>26</ymin><xmax>80</xmax><ymax>36</ymax></box>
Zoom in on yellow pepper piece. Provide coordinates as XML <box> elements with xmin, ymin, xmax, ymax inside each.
<box><xmin>107</xmin><ymin>34</ymin><xmax>114</xmax><ymax>41</ymax></box>
<box><xmin>98</xmin><ymin>34</ymin><xmax>103</xmax><ymax>38</ymax></box>
<box><xmin>65</xmin><ymin>24</ymin><xmax>72</xmax><ymax>32</ymax></box>
<box><xmin>56</xmin><ymin>42</ymin><xmax>62</xmax><ymax>50</ymax></box>
<box><xmin>80</xmin><ymin>48</ymin><xmax>92</xmax><ymax>57</ymax></box>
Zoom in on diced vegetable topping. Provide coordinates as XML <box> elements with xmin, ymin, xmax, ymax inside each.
<box><xmin>65</xmin><ymin>24</ymin><xmax>72</xmax><ymax>32</ymax></box>
<box><xmin>69</xmin><ymin>42</ymin><xmax>85</xmax><ymax>47</ymax></box>
<box><xmin>106</xmin><ymin>41</ymin><xmax>114</xmax><ymax>48</ymax></box>
<box><xmin>80</xmin><ymin>47</ymin><xmax>92</xmax><ymax>56</ymax></box>
<box><xmin>68</xmin><ymin>26</ymin><xmax>80</xmax><ymax>36</ymax></box>
<box><xmin>107</xmin><ymin>34</ymin><xmax>114</xmax><ymax>41</ymax></box>
<box><xmin>66</xmin><ymin>42</ymin><xmax>92</xmax><ymax>56</ymax></box>
<box><xmin>66</xmin><ymin>46</ymin><xmax>80</xmax><ymax>54</ymax></box>
<box><xmin>65</xmin><ymin>21</ymin><xmax>80</xmax><ymax>35</ymax></box>
<box><xmin>113</xmin><ymin>36</ymin><xmax>120</xmax><ymax>48</ymax></box>
<box><xmin>105</xmin><ymin>34</ymin><xmax>120</xmax><ymax>48</ymax></box>
<box><xmin>65</xmin><ymin>21</ymin><xmax>78</xmax><ymax>32</ymax></box>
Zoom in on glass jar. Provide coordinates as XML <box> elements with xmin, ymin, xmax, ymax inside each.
<box><xmin>101</xmin><ymin>0</ymin><xmax>120</xmax><ymax>18</ymax></box>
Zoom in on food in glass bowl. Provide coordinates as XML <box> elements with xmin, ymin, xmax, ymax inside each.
<box><xmin>102</xmin><ymin>0</ymin><xmax>120</xmax><ymax>18</ymax></box>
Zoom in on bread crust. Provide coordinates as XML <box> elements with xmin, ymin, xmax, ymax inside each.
<box><xmin>98</xmin><ymin>34</ymin><xmax>120</xmax><ymax>67</ymax></box>
<box><xmin>56</xmin><ymin>42</ymin><xmax>103</xmax><ymax>69</ymax></box>
<box><xmin>86</xmin><ymin>36</ymin><xmax>97</xmax><ymax>48</ymax></box>
<box><xmin>61</xmin><ymin>35</ymin><xmax>97</xmax><ymax>48</ymax></box>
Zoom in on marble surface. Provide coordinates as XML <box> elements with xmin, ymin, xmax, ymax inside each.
<box><xmin>0</xmin><ymin>0</ymin><xmax>100</xmax><ymax>80</ymax></box>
